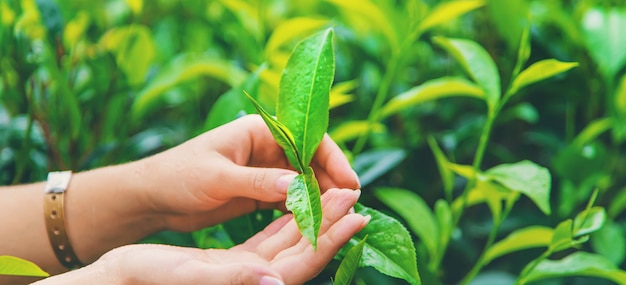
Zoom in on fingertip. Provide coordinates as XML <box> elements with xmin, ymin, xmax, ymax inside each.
<box><xmin>260</xmin><ymin>276</ymin><xmax>285</xmax><ymax>285</ymax></box>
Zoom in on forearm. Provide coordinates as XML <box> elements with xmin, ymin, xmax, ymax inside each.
<box><xmin>0</xmin><ymin>160</ymin><xmax>164</xmax><ymax>276</ymax></box>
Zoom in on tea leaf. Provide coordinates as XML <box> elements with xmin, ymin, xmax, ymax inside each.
<box><xmin>244</xmin><ymin>91</ymin><xmax>303</xmax><ymax>172</ymax></box>
<box><xmin>509</xmin><ymin>59</ymin><xmax>578</xmax><ymax>95</ymax></box>
<box><xmin>329</xmin><ymin>80</ymin><xmax>356</xmax><ymax>109</ymax></box>
<box><xmin>380</xmin><ymin>77</ymin><xmax>486</xmax><ymax>119</ymax></box>
<box><xmin>353</xmin><ymin>148</ymin><xmax>406</xmax><ymax>187</ymax></box>
<box><xmin>285</xmin><ymin>167</ymin><xmax>322</xmax><ymax>249</ymax></box>
<box><xmin>418</xmin><ymin>0</ymin><xmax>485</xmax><ymax>34</ymax></box>
<box><xmin>277</xmin><ymin>28</ymin><xmax>334</xmax><ymax>167</ymax></box>
<box><xmin>512</xmin><ymin>24</ymin><xmax>531</xmax><ymax>77</ymax></box>
<box><xmin>375</xmin><ymin>188</ymin><xmax>439</xmax><ymax>261</ymax></box>
<box><xmin>205</xmin><ymin>67</ymin><xmax>263</xmax><ymax>130</ymax></box>
<box><xmin>0</xmin><ymin>256</ymin><xmax>49</xmax><ymax>277</ymax></box>
<box><xmin>434</xmin><ymin>200</ymin><xmax>453</xmax><ymax>263</ymax></box>
<box><xmin>593</xmin><ymin>221</ymin><xmax>626</xmax><ymax>266</ymax></box>
<box><xmin>427</xmin><ymin>136</ymin><xmax>454</xmax><ymax>200</ymax></box>
<box><xmin>100</xmin><ymin>25</ymin><xmax>155</xmax><ymax>86</ymax></box>
<box><xmin>484</xmin><ymin>226</ymin><xmax>553</xmax><ymax>264</ymax></box>
<box><xmin>614</xmin><ymin>75</ymin><xmax>626</xmax><ymax>141</ymax></box>
<box><xmin>581</xmin><ymin>7</ymin><xmax>626</xmax><ymax>81</ymax></box>
<box><xmin>549</xmin><ymin>219</ymin><xmax>589</xmax><ymax>253</ymax></box>
<box><xmin>433</xmin><ymin>37</ymin><xmax>501</xmax><ymax>111</ymax></box>
<box><xmin>265</xmin><ymin>17</ymin><xmax>329</xmax><ymax>58</ymax></box>
<box><xmin>334</xmin><ymin>236</ymin><xmax>367</xmax><ymax>285</ymax></box>
<box><xmin>572</xmin><ymin>206</ymin><xmax>606</xmax><ymax>237</ymax></box>
<box><xmin>330</xmin><ymin>121</ymin><xmax>386</xmax><ymax>145</ymax></box>
<box><xmin>133</xmin><ymin>54</ymin><xmax>247</xmax><ymax>120</ymax></box>
<box><xmin>325</xmin><ymin>0</ymin><xmax>399</xmax><ymax>51</ymax></box>
<box><xmin>486</xmin><ymin>0</ymin><xmax>527</xmax><ymax>50</ymax></box>
<box><xmin>485</xmin><ymin>160</ymin><xmax>551</xmax><ymax>215</ymax></box>
<box><xmin>340</xmin><ymin>203</ymin><xmax>421</xmax><ymax>285</ymax></box>
<box><xmin>523</xmin><ymin>252</ymin><xmax>626</xmax><ymax>284</ymax></box>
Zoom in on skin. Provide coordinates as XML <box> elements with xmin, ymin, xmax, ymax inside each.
<box><xmin>0</xmin><ymin>115</ymin><xmax>362</xmax><ymax>284</ymax></box>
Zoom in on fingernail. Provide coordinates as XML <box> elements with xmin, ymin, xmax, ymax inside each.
<box><xmin>362</xmin><ymin>215</ymin><xmax>372</xmax><ymax>226</ymax></box>
<box><xmin>349</xmin><ymin>207</ymin><xmax>355</xmax><ymax>214</ymax></box>
<box><xmin>277</xmin><ymin>174</ymin><xmax>297</xmax><ymax>194</ymax></box>
<box><xmin>353</xmin><ymin>189</ymin><xmax>362</xmax><ymax>200</ymax></box>
<box><xmin>352</xmin><ymin>169</ymin><xmax>361</xmax><ymax>188</ymax></box>
<box><xmin>260</xmin><ymin>276</ymin><xmax>285</xmax><ymax>285</ymax></box>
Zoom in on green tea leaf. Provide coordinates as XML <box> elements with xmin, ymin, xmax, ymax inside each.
<box><xmin>486</xmin><ymin>0</ymin><xmax>528</xmax><ymax>50</ymax></box>
<box><xmin>132</xmin><ymin>54</ymin><xmax>247</xmax><ymax>120</ymax></box>
<box><xmin>244</xmin><ymin>91</ymin><xmax>303</xmax><ymax>172</ymax></box>
<box><xmin>484</xmin><ymin>226</ymin><xmax>553</xmax><ymax>264</ymax></box>
<box><xmin>204</xmin><ymin>67</ymin><xmax>263</xmax><ymax>130</ymax></box>
<box><xmin>581</xmin><ymin>7</ymin><xmax>626</xmax><ymax>81</ymax></box>
<box><xmin>573</xmin><ymin>206</ymin><xmax>606</xmax><ymax>237</ymax></box>
<box><xmin>434</xmin><ymin>200</ymin><xmax>453</xmax><ymax>264</ymax></box>
<box><xmin>549</xmin><ymin>219</ymin><xmax>589</xmax><ymax>253</ymax></box>
<box><xmin>592</xmin><ymin>221</ymin><xmax>626</xmax><ymax>266</ymax></box>
<box><xmin>329</xmin><ymin>80</ymin><xmax>356</xmax><ymax>109</ymax></box>
<box><xmin>340</xmin><ymin>203</ymin><xmax>421</xmax><ymax>285</ymax></box>
<box><xmin>427</xmin><ymin>136</ymin><xmax>454</xmax><ymax>201</ymax></box>
<box><xmin>277</xmin><ymin>28</ymin><xmax>334</xmax><ymax>167</ymax></box>
<box><xmin>334</xmin><ymin>236</ymin><xmax>367</xmax><ymax>285</ymax></box>
<box><xmin>330</xmin><ymin>121</ymin><xmax>386</xmax><ymax>145</ymax></box>
<box><xmin>0</xmin><ymin>256</ymin><xmax>49</xmax><ymax>277</ymax></box>
<box><xmin>100</xmin><ymin>25</ymin><xmax>156</xmax><ymax>86</ymax></box>
<box><xmin>375</xmin><ymin>187</ymin><xmax>439</xmax><ymax>261</ymax></box>
<box><xmin>380</xmin><ymin>77</ymin><xmax>486</xmax><ymax>119</ymax></box>
<box><xmin>286</xmin><ymin>167</ymin><xmax>322</xmax><ymax>249</ymax></box>
<box><xmin>571</xmin><ymin>117</ymin><xmax>613</xmax><ymax>149</ymax></box>
<box><xmin>523</xmin><ymin>252</ymin><xmax>626</xmax><ymax>284</ymax></box>
<box><xmin>433</xmin><ymin>37</ymin><xmax>501</xmax><ymax>111</ymax></box>
<box><xmin>192</xmin><ymin>224</ymin><xmax>235</xmax><ymax>249</ymax></box>
<box><xmin>509</xmin><ymin>59</ymin><xmax>578</xmax><ymax>95</ymax></box>
<box><xmin>353</xmin><ymin>148</ymin><xmax>406</xmax><ymax>187</ymax></box>
<box><xmin>325</xmin><ymin>0</ymin><xmax>399</xmax><ymax>51</ymax></box>
<box><xmin>512</xmin><ymin>24</ymin><xmax>531</xmax><ymax>77</ymax></box>
<box><xmin>613</xmin><ymin>75</ymin><xmax>626</xmax><ymax>141</ymax></box>
<box><xmin>265</xmin><ymin>17</ymin><xmax>329</xmax><ymax>57</ymax></box>
<box><xmin>418</xmin><ymin>0</ymin><xmax>485</xmax><ymax>34</ymax></box>
<box><xmin>485</xmin><ymin>160</ymin><xmax>551</xmax><ymax>215</ymax></box>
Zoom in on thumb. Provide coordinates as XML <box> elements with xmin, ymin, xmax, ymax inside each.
<box><xmin>221</xmin><ymin>164</ymin><xmax>298</xmax><ymax>202</ymax></box>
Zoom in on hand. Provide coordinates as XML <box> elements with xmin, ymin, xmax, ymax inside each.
<box><xmin>35</xmin><ymin>189</ymin><xmax>368</xmax><ymax>285</ymax></box>
<box><xmin>139</xmin><ymin>114</ymin><xmax>360</xmax><ymax>231</ymax></box>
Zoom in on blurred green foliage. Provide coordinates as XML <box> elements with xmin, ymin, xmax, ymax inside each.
<box><xmin>3</xmin><ymin>0</ymin><xmax>626</xmax><ymax>284</ymax></box>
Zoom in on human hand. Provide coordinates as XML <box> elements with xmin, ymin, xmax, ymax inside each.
<box><xmin>138</xmin><ymin>114</ymin><xmax>360</xmax><ymax>232</ymax></box>
<box><xmin>35</xmin><ymin>189</ymin><xmax>367</xmax><ymax>285</ymax></box>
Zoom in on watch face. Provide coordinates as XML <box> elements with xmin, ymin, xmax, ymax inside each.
<box><xmin>44</xmin><ymin>171</ymin><xmax>72</xmax><ymax>194</ymax></box>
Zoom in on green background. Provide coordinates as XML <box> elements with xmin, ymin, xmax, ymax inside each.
<box><xmin>3</xmin><ymin>0</ymin><xmax>626</xmax><ymax>284</ymax></box>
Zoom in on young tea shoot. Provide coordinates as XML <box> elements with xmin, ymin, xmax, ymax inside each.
<box><xmin>244</xmin><ymin>28</ymin><xmax>335</xmax><ymax>249</ymax></box>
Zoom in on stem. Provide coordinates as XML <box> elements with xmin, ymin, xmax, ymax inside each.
<box><xmin>515</xmin><ymin>250</ymin><xmax>552</xmax><ymax>285</ymax></box>
<box><xmin>453</xmin><ymin>110</ymin><xmax>496</xmax><ymax>225</ymax></box>
<box><xmin>352</xmin><ymin>54</ymin><xmax>401</xmax><ymax>154</ymax></box>
<box><xmin>352</xmin><ymin>26</ymin><xmax>425</xmax><ymax>155</ymax></box>
<box><xmin>458</xmin><ymin>196</ymin><xmax>515</xmax><ymax>285</ymax></box>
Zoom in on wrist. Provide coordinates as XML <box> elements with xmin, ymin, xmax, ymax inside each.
<box><xmin>64</xmin><ymin>161</ymin><xmax>166</xmax><ymax>264</ymax></box>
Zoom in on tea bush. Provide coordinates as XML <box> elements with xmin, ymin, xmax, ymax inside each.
<box><xmin>3</xmin><ymin>0</ymin><xmax>626</xmax><ymax>284</ymax></box>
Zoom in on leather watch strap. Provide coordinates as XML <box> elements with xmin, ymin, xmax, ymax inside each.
<box><xmin>43</xmin><ymin>171</ymin><xmax>83</xmax><ymax>269</ymax></box>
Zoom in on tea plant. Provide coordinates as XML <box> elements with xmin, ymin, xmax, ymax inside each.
<box><xmin>245</xmin><ymin>28</ymin><xmax>420</xmax><ymax>285</ymax></box>
<box><xmin>4</xmin><ymin>0</ymin><xmax>626</xmax><ymax>284</ymax></box>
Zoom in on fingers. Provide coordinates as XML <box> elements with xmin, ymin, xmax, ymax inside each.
<box><xmin>273</xmin><ymin>214</ymin><xmax>369</xmax><ymax>284</ymax></box>
<box><xmin>252</xmin><ymin>188</ymin><xmax>359</xmax><ymax>260</ymax></box>
<box><xmin>216</xmin><ymin>162</ymin><xmax>298</xmax><ymax>202</ymax></box>
<box><xmin>102</xmin><ymin>244</ymin><xmax>286</xmax><ymax>285</ymax></box>
<box><xmin>234</xmin><ymin>214</ymin><xmax>293</xmax><ymax>252</ymax></box>
<box><xmin>312</xmin><ymin>134</ymin><xmax>360</xmax><ymax>190</ymax></box>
